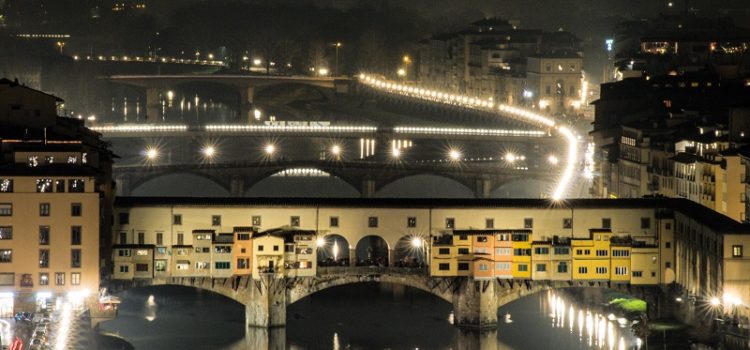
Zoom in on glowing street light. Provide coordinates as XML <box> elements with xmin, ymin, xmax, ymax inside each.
<box><xmin>397</xmin><ymin>68</ymin><xmax>406</xmax><ymax>77</ymax></box>
<box><xmin>253</xmin><ymin>109</ymin><xmax>262</xmax><ymax>120</ymax></box>
<box><xmin>548</xmin><ymin>155</ymin><xmax>559</xmax><ymax>165</ymax></box>
<box><xmin>253</xmin><ymin>58</ymin><xmax>262</xmax><ymax>66</ymax></box>
<box><xmin>391</xmin><ymin>147</ymin><xmax>401</xmax><ymax>158</ymax></box>
<box><xmin>331</xmin><ymin>145</ymin><xmax>341</xmax><ymax>156</ymax></box>
<box><xmin>411</xmin><ymin>236</ymin><xmax>423</xmax><ymax>248</ymax></box>
<box><xmin>505</xmin><ymin>153</ymin><xmax>516</xmax><ymax>163</ymax></box>
<box><xmin>710</xmin><ymin>297</ymin><xmax>721</xmax><ymax>307</ymax></box>
<box><xmin>145</xmin><ymin>147</ymin><xmax>159</xmax><ymax>160</ymax></box>
<box><xmin>264</xmin><ymin>144</ymin><xmax>276</xmax><ymax>155</ymax></box>
<box><xmin>316</xmin><ymin>237</ymin><xmax>326</xmax><ymax>248</ymax></box>
<box><xmin>318</xmin><ymin>68</ymin><xmax>329</xmax><ymax>76</ymax></box>
<box><xmin>202</xmin><ymin>145</ymin><xmax>216</xmax><ymax>158</ymax></box>
<box><xmin>449</xmin><ymin>149</ymin><xmax>462</xmax><ymax>161</ymax></box>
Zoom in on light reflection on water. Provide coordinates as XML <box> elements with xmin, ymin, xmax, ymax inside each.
<box><xmin>101</xmin><ymin>285</ymin><xmax>640</xmax><ymax>350</ymax></box>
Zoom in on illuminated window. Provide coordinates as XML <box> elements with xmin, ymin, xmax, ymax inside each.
<box><xmin>36</xmin><ymin>179</ymin><xmax>53</xmax><ymax>192</ymax></box>
<box><xmin>68</xmin><ymin>179</ymin><xmax>85</xmax><ymax>192</ymax></box>
<box><xmin>55</xmin><ymin>180</ymin><xmax>65</xmax><ymax>192</ymax></box>
<box><xmin>55</xmin><ymin>273</ymin><xmax>65</xmax><ymax>285</ymax></box>
<box><xmin>0</xmin><ymin>179</ymin><xmax>13</xmax><ymax>192</ymax></box>
<box><xmin>136</xmin><ymin>249</ymin><xmax>149</xmax><ymax>256</ymax></box>
<box><xmin>733</xmin><ymin>245</ymin><xmax>743</xmax><ymax>258</ymax></box>
<box><xmin>71</xmin><ymin>273</ymin><xmax>81</xmax><ymax>285</ymax></box>
<box><xmin>39</xmin><ymin>273</ymin><xmax>49</xmax><ymax>286</ymax></box>
<box><xmin>0</xmin><ymin>250</ymin><xmax>11</xmax><ymax>263</ymax></box>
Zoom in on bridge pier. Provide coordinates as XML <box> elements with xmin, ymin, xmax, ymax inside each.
<box><xmin>349</xmin><ymin>248</ymin><xmax>356</xmax><ymax>266</ymax></box>
<box><xmin>361</xmin><ymin>179</ymin><xmax>375</xmax><ymax>198</ymax></box>
<box><xmin>240</xmin><ymin>86</ymin><xmax>255</xmax><ymax>124</ymax></box>
<box><xmin>230</xmin><ymin>175</ymin><xmax>245</xmax><ymax>197</ymax></box>
<box><xmin>474</xmin><ymin>177</ymin><xmax>493</xmax><ymax>199</ymax></box>
<box><xmin>452</xmin><ymin>278</ymin><xmax>498</xmax><ymax>330</ymax></box>
<box><xmin>245</xmin><ymin>275</ymin><xmax>287</xmax><ymax>328</ymax></box>
<box><xmin>145</xmin><ymin>87</ymin><xmax>161</xmax><ymax>123</ymax></box>
<box><xmin>115</xmin><ymin>175</ymin><xmax>131</xmax><ymax>196</ymax></box>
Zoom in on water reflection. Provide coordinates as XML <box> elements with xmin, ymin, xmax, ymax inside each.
<box><xmin>101</xmin><ymin>285</ymin><xmax>641</xmax><ymax>350</ymax></box>
<box><xmin>104</xmin><ymin>92</ymin><xmax>235</xmax><ymax>124</ymax></box>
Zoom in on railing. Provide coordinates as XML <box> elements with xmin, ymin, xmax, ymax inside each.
<box><xmin>317</xmin><ymin>266</ymin><xmax>428</xmax><ymax>276</ymax></box>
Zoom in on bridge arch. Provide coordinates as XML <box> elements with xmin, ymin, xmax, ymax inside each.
<box><xmin>317</xmin><ymin>234</ymin><xmax>351</xmax><ymax>266</ymax></box>
<box><xmin>392</xmin><ymin>235</ymin><xmax>428</xmax><ymax>267</ymax></box>
<box><xmin>130</xmin><ymin>172</ymin><xmax>230</xmax><ymax>197</ymax></box>
<box><xmin>491</xmin><ymin>177</ymin><xmax>555</xmax><ymax>198</ymax></box>
<box><xmin>244</xmin><ymin>168</ymin><xmax>359</xmax><ymax>197</ymax></box>
<box><xmin>354</xmin><ymin>235</ymin><xmax>390</xmax><ymax>266</ymax></box>
<box><xmin>374</xmin><ymin>174</ymin><xmax>474</xmax><ymax>198</ymax></box>
<box><xmin>253</xmin><ymin>82</ymin><xmax>334</xmax><ymax>103</ymax></box>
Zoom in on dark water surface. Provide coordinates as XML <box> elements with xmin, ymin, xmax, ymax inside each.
<box><xmin>100</xmin><ymin>284</ymin><xmax>641</xmax><ymax>350</ymax></box>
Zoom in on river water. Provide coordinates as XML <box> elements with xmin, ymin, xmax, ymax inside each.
<box><xmin>99</xmin><ymin>284</ymin><xmax>641</xmax><ymax>350</ymax></box>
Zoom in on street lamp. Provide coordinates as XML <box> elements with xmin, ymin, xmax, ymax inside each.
<box><xmin>264</xmin><ymin>144</ymin><xmax>276</xmax><ymax>155</ymax></box>
<box><xmin>56</xmin><ymin>41</ymin><xmax>65</xmax><ymax>54</ymax></box>
<box><xmin>391</xmin><ymin>147</ymin><xmax>401</xmax><ymax>158</ymax></box>
<box><xmin>402</xmin><ymin>55</ymin><xmax>411</xmax><ymax>80</ymax></box>
<box><xmin>202</xmin><ymin>145</ymin><xmax>216</xmax><ymax>159</ymax></box>
<box><xmin>397</xmin><ymin>68</ymin><xmax>406</xmax><ymax>78</ymax></box>
<box><xmin>331</xmin><ymin>145</ymin><xmax>341</xmax><ymax>157</ymax></box>
<box><xmin>449</xmin><ymin>149</ymin><xmax>462</xmax><ymax>161</ymax></box>
<box><xmin>332</xmin><ymin>42</ymin><xmax>342</xmax><ymax>77</ymax></box>
<box><xmin>145</xmin><ymin>147</ymin><xmax>159</xmax><ymax>161</ymax></box>
<box><xmin>254</xmin><ymin>109</ymin><xmax>262</xmax><ymax>120</ymax></box>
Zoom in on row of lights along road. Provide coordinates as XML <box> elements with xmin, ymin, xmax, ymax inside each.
<box><xmin>358</xmin><ymin>74</ymin><xmax>580</xmax><ymax>200</ymax></box>
<box><xmin>142</xmin><ymin>144</ymin><xmax>557</xmax><ymax>166</ymax></box>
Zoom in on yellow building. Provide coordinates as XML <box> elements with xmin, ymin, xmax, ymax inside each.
<box><xmin>610</xmin><ymin>238</ymin><xmax>632</xmax><ymax>283</ymax></box>
<box><xmin>430</xmin><ymin>235</ymin><xmax>457</xmax><ymax>276</ymax></box>
<box><xmin>511</xmin><ymin>231</ymin><xmax>532</xmax><ymax>279</ymax></box>
<box><xmin>251</xmin><ymin>227</ymin><xmax>316</xmax><ymax>279</ymax></box>
<box><xmin>572</xmin><ymin>229</ymin><xmax>612</xmax><ymax>281</ymax></box>
<box><xmin>531</xmin><ymin>241</ymin><xmax>551</xmax><ymax>280</ymax></box>
<box><xmin>630</xmin><ymin>244</ymin><xmax>660</xmax><ymax>285</ymax></box>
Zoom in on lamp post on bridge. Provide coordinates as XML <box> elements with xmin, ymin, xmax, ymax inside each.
<box><xmin>332</xmin><ymin>42</ymin><xmax>342</xmax><ymax>77</ymax></box>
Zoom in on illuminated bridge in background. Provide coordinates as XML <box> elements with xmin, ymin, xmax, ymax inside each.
<box><xmin>97</xmin><ymin>73</ymin><xmax>580</xmax><ymax>199</ymax></box>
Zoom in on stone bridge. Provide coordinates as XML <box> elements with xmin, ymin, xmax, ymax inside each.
<box><xmin>107</xmin><ymin>74</ymin><xmax>351</xmax><ymax>122</ymax></box>
<box><xmin>113</xmin><ymin>159</ymin><xmax>551</xmax><ymax>198</ymax></box>
<box><xmin>109</xmin><ymin>267</ymin><xmax>652</xmax><ymax>330</ymax></box>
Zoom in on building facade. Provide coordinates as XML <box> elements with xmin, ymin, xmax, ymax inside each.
<box><xmin>0</xmin><ymin>79</ymin><xmax>114</xmax><ymax>315</ymax></box>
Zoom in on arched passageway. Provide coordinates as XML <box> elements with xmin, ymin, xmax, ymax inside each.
<box><xmin>393</xmin><ymin>235</ymin><xmax>427</xmax><ymax>268</ymax></box>
<box><xmin>355</xmin><ymin>235</ymin><xmax>390</xmax><ymax>266</ymax></box>
<box><xmin>316</xmin><ymin>234</ymin><xmax>351</xmax><ymax>266</ymax></box>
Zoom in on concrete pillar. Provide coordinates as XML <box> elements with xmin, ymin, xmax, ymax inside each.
<box><xmin>475</xmin><ymin>178</ymin><xmax>492</xmax><ymax>199</ymax></box>
<box><xmin>361</xmin><ymin>179</ymin><xmax>375</xmax><ymax>198</ymax></box>
<box><xmin>230</xmin><ymin>175</ymin><xmax>245</xmax><ymax>197</ymax></box>
<box><xmin>115</xmin><ymin>175</ymin><xmax>131</xmax><ymax>197</ymax></box>
<box><xmin>145</xmin><ymin>87</ymin><xmax>161</xmax><ymax>123</ymax></box>
<box><xmin>452</xmin><ymin>279</ymin><xmax>498</xmax><ymax>330</ymax></box>
<box><xmin>455</xmin><ymin>329</ymin><xmax>499</xmax><ymax>350</ymax></box>
<box><xmin>242</xmin><ymin>327</ymin><xmax>286</xmax><ymax>350</ymax></box>
<box><xmin>349</xmin><ymin>248</ymin><xmax>356</xmax><ymax>267</ymax></box>
<box><xmin>240</xmin><ymin>86</ymin><xmax>255</xmax><ymax>124</ymax></box>
<box><xmin>245</xmin><ymin>275</ymin><xmax>286</xmax><ymax>328</ymax></box>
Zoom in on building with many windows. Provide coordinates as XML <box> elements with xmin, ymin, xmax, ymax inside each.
<box><xmin>0</xmin><ymin>78</ymin><xmax>114</xmax><ymax>315</ymax></box>
<box><xmin>108</xmin><ymin>196</ymin><xmax>750</xmax><ymax>316</ymax></box>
